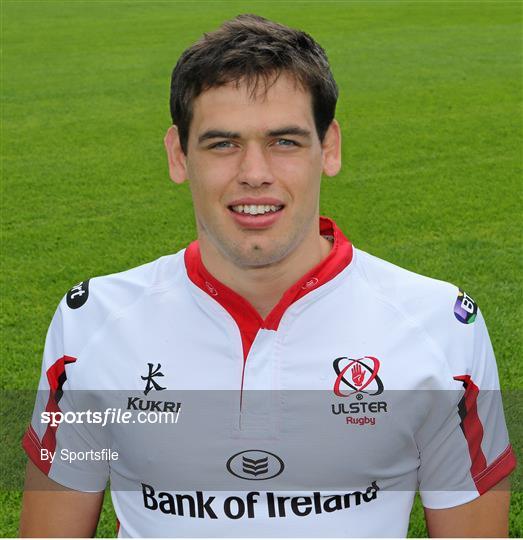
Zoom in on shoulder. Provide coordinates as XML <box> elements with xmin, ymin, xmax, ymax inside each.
<box><xmin>54</xmin><ymin>250</ymin><xmax>187</xmax><ymax>354</ymax></box>
<box><xmin>352</xmin><ymin>247</ymin><xmax>467</xmax><ymax>321</ymax></box>
<box><xmin>352</xmin><ymin>248</ymin><xmax>490</xmax><ymax>382</ymax></box>
<box><xmin>64</xmin><ymin>250</ymin><xmax>185</xmax><ymax>310</ymax></box>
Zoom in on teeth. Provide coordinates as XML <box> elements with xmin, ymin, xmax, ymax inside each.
<box><xmin>231</xmin><ymin>204</ymin><xmax>282</xmax><ymax>215</ymax></box>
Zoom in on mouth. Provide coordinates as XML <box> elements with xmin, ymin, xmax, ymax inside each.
<box><xmin>227</xmin><ymin>201</ymin><xmax>285</xmax><ymax>229</ymax></box>
<box><xmin>229</xmin><ymin>204</ymin><xmax>284</xmax><ymax>216</ymax></box>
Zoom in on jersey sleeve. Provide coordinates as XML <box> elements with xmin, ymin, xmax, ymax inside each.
<box><xmin>417</xmin><ymin>291</ymin><xmax>517</xmax><ymax>509</ymax></box>
<box><xmin>22</xmin><ymin>291</ymin><xmax>110</xmax><ymax>492</ymax></box>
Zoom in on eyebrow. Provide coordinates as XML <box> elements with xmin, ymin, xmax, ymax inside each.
<box><xmin>198</xmin><ymin>130</ymin><xmax>240</xmax><ymax>143</ymax></box>
<box><xmin>197</xmin><ymin>126</ymin><xmax>312</xmax><ymax>144</ymax></box>
<box><xmin>266</xmin><ymin>126</ymin><xmax>312</xmax><ymax>138</ymax></box>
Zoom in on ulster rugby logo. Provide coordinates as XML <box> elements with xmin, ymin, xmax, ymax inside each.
<box><xmin>333</xmin><ymin>356</ymin><xmax>384</xmax><ymax>397</ymax></box>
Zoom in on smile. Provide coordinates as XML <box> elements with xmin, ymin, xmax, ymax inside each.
<box><xmin>230</xmin><ymin>204</ymin><xmax>283</xmax><ymax>215</ymax></box>
<box><xmin>227</xmin><ymin>202</ymin><xmax>285</xmax><ymax>229</ymax></box>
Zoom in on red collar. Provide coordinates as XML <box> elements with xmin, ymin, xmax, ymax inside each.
<box><xmin>184</xmin><ymin>216</ymin><xmax>353</xmax><ymax>360</ymax></box>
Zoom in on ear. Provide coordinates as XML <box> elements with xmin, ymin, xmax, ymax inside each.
<box><xmin>164</xmin><ymin>125</ymin><xmax>187</xmax><ymax>184</ymax></box>
<box><xmin>321</xmin><ymin>119</ymin><xmax>342</xmax><ymax>177</ymax></box>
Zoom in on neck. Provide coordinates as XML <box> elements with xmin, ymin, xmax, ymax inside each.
<box><xmin>198</xmin><ymin>226</ymin><xmax>333</xmax><ymax>319</ymax></box>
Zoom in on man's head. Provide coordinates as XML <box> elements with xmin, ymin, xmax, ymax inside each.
<box><xmin>169</xmin><ymin>14</ymin><xmax>338</xmax><ymax>155</ymax></box>
<box><xmin>165</xmin><ymin>15</ymin><xmax>342</xmax><ymax>270</ymax></box>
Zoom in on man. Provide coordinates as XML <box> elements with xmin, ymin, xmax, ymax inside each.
<box><xmin>20</xmin><ymin>14</ymin><xmax>516</xmax><ymax>537</ymax></box>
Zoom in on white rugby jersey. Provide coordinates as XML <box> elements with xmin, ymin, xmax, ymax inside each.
<box><xmin>23</xmin><ymin>217</ymin><xmax>516</xmax><ymax>538</ymax></box>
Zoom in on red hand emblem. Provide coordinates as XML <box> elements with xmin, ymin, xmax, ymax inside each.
<box><xmin>351</xmin><ymin>363</ymin><xmax>365</xmax><ymax>387</ymax></box>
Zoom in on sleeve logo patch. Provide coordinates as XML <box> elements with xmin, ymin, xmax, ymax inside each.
<box><xmin>66</xmin><ymin>279</ymin><xmax>90</xmax><ymax>309</ymax></box>
<box><xmin>454</xmin><ymin>289</ymin><xmax>477</xmax><ymax>324</ymax></box>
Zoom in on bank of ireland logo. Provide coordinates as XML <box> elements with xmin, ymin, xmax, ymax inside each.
<box><xmin>333</xmin><ymin>356</ymin><xmax>384</xmax><ymax>398</ymax></box>
<box><xmin>227</xmin><ymin>450</ymin><xmax>285</xmax><ymax>481</ymax></box>
<box><xmin>454</xmin><ymin>290</ymin><xmax>477</xmax><ymax>324</ymax></box>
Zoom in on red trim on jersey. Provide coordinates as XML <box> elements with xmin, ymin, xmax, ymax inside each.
<box><xmin>46</xmin><ymin>355</ymin><xmax>77</xmax><ymax>392</ymax></box>
<box><xmin>452</xmin><ymin>374</ymin><xmax>517</xmax><ymax>495</ymax></box>
<box><xmin>454</xmin><ymin>375</ymin><xmax>517</xmax><ymax>494</ymax></box>
<box><xmin>473</xmin><ymin>444</ymin><xmax>517</xmax><ymax>495</ymax></box>
<box><xmin>22</xmin><ymin>425</ymin><xmax>49</xmax><ymax>472</ymax></box>
<box><xmin>184</xmin><ymin>217</ymin><xmax>353</xmax><ymax>361</ymax></box>
<box><xmin>22</xmin><ymin>355</ymin><xmax>77</xmax><ymax>475</ymax></box>
<box><xmin>453</xmin><ymin>375</ymin><xmax>487</xmax><ymax>480</ymax></box>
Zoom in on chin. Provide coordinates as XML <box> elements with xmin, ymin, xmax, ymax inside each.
<box><xmin>232</xmin><ymin>241</ymin><xmax>289</xmax><ymax>269</ymax></box>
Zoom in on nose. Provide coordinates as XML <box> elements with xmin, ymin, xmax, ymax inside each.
<box><xmin>238</xmin><ymin>142</ymin><xmax>274</xmax><ymax>187</ymax></box>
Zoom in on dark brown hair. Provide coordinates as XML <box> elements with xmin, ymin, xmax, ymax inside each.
<box><xmin>170</xmin><ymin>14</ymin><xmax>338</xmax><ymax>154</ymax></box>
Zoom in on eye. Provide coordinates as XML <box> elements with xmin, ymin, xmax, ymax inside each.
<box><xmin>274</xmin><ymin>138</ymin><xmax>299</xmax><ymax>147</ymax></box>
<box><xmin>208</xmin><ymin>140</ymin><xmax>235</xmax><ymax>149</ymax></box>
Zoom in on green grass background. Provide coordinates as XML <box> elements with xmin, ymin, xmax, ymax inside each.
<box><xmin>1</xmin><ymin>0</ymin><xmax>521</xmax><ymax>536</ymax></box>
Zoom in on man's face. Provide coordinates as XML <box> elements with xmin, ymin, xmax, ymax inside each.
<box><xmin>181</xmin><ymin>73</ymin><xmax>338</xmax><ymax>269</ymax></box>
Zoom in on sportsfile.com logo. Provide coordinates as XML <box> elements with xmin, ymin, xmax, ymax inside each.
<box><xmin>331</xmin><ymin>356</ymin><xmax>388</xmax><ymax>426</ymax></box>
